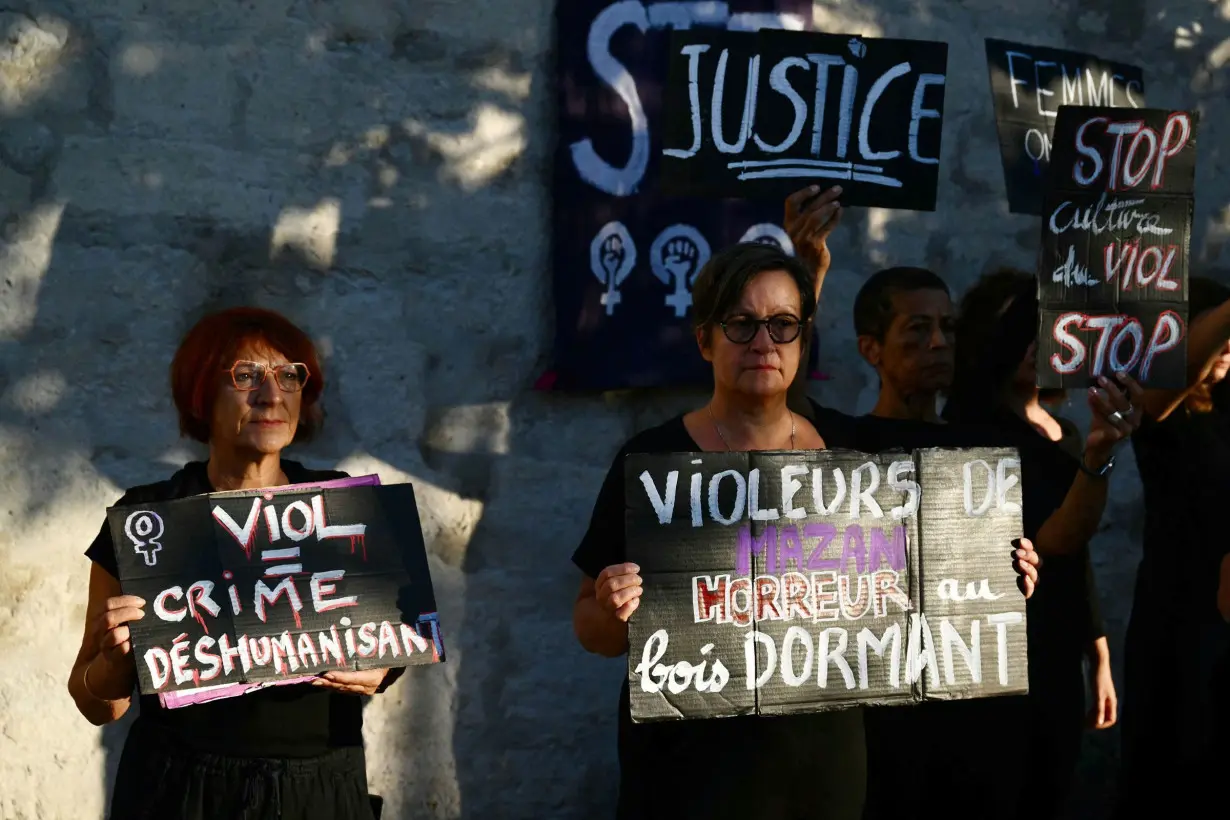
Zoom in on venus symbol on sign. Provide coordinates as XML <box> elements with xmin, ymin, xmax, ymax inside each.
<box><xmin>590</xmin><ymin>221</ymin><xmax>637</xmax><ymax>315</ymax></box>
<box><xmin>124</xmin><ymin>510</ymin><xmax>165</xmax><ymax>567</ymax></box>
<box><xmin>650</xmin><ymin>225</ymin><xmax>711</xmax><ymax>317</ymax></box>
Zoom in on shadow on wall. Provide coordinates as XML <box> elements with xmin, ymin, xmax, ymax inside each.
<box><xmin>1</xmin><ymin>0</ymin><xmax>1230</xmax><ymax>819</ymax></box>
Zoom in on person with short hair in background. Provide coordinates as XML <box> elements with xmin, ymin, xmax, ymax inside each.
<box><xmin>66</xmin><ymin>307</ymin><xmax>395</xmax><ymax>820</ymax></box>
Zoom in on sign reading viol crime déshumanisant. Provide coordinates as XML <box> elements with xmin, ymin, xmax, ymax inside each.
<box><xmin>625</xmin><ymin>447</ymin><xmax>1028</xmax><ymax>722</ymax></box>
<box><xmin>1036</xmin><ymin>105</ymin><xmax>1199</xmax><ymax>390</ymax></box>
<box><xmin>108</xmin><ymin>478</ymin><xmax>445</xmax><ymax>698</ymax></box>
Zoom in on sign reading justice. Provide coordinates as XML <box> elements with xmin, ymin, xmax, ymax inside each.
<box><xmin>1036</xmin><ymin>105</ymin><xmax>1199</xmax><ymax>389</ymax></box>
<box><xmin>625</xmin><ymin>447</ymin><xmax>1027</xmax><ymax>722</ymax></box>
<box><xmin>659</xmin><ymin>28</ymin><xmax>949</xmax><ymax>210</ymax></box>
<box><xmin>107</xmin><ymin>479</ymin><xmax>445</xmax><ymax>697</ymax></box>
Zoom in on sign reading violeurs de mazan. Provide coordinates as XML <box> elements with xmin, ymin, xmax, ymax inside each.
<box><xmin>625</xmin><ymin>447</ymin><xmax>1028</xmax><ymax>722</ymax></box>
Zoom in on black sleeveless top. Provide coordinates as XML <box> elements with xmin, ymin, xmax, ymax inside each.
<box><xmin>86</xmin><ymin>459</ymin><xmax>402</xmax><ymax>758</ymax></box>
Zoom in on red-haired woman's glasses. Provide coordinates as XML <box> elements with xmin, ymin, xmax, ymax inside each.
<box><xmin>225</xmin><ymin>361</ymin><xmax>311</xmax><ymax>393</ymax></box>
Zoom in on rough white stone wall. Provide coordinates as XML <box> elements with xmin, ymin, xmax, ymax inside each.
<box><xmin>1</xmin><ymin>1</ymin><xmax>1227</xmax><ymax>818</ymax></box>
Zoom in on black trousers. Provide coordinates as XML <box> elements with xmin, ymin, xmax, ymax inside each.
<box><xmin>108</xmin><ymin>719</ymin><xmax>377</xmax><ymax>820</ymax></box>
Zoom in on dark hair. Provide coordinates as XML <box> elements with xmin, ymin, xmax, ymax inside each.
<box><xmin>170</xmin><ymin>307</ymin><xmax>325</xmax><ymax>444</ymax></box>
<box><xmin>852</xmin><ymin>266</ymin><xmax>950</xmax><ymax>340</ymax></box>
<box><xmin>944</xmin><ymin>267</ymin><xmax>1038</xmax><ymax>421</ymax></box>
<box><xmin>691</xmin><ymin>243</ymin><xmax>817</xmax><ymax>332</ymax></box>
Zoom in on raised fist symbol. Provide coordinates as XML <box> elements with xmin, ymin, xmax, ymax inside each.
<box><xmin>600</xmin><ymin>234</ymin><xmax>626</xmax><ymax>279</ymax></box>
<box><xmin>848</xmin><ymin>37</ymin><xmax>866</xmax><ymax>59</ymax></box>
<box><xmin>663</xmin><ymin>237</ymin><xmax>700</xmax><ymax>286</ymax></box>
<box><xmin>649</xmin><ymin>225</ymin><xmax>711</xmax><ymax>317</ymax></box>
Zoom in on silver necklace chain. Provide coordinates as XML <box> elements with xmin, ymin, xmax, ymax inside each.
<box><xmin>707</xmin><ymin>405</ymin><xmax>796</xmax><ymax>451</ymax></box>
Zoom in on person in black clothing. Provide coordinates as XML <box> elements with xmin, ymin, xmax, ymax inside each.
<box><xmin>944</xmin><ymin>269</ymin><xmax>1144</xmax><ymax>820</ymax></box>
<box><xmin>571</xmin><ymin>241</ymin><xmax>1040</xmax><ymax>819</ymax></box>
<box><xmin>67</xmin><ymin>307</ymin><xmax>397</xmax><ymax>820</ymax></box>
<box><xmin>1115</xmin><ymin>277</ymin><xmax>1230</xmax><ymax>818</ymax></box>
<box><xmin>821</xmin><ymin>266</ymin><xmax>1047</xmax><ymax>819</ymax></box>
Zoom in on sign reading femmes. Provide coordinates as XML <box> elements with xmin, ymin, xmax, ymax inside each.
<box><xmin>659</xmin><ymin>28</ymin><xmax>949</xmax><ymax>211</ymax></box>
<box><xmin>985</xmin><ymin>39</ymin><xmax>1145</xmax><ymax>215</ymax></box>
<box><xmin>108</xmin><ymin>482</ymin><xmax>445</xmax><ymax>696</ymax></box>
<box><xmin>1036</xmin><ymin>105</ymin><xmax>1199</xmax><ymax>390</ymax></box>
<box><xmin>624</xmin><ymin>448</ymin><xmax>1028</xmax><ymax>722</ymax></box>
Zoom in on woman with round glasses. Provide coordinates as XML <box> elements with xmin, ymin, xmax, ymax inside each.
<box><xmin>66</xmin><ymin>307</ymin><xmax>393</xmax><ymax>820</ymax></box>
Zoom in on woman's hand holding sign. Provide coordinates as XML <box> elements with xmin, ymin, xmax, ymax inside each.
<box><xmin>596</xmin><ymin>563</ymin><xmax>644</xmax><ymax>622</ymax></box>
<box><xmin>784</xmin><ymin>185</ymin><xmax>843</xmax><ymax>301</ymax></box>
<box><xmin>1013</xmin><ymin>538</ymin><xmax>1040</xmax><ymax>599</ymax></box>
<box><xmin>1084</xmin><ymin>372</ymin><xmax>1145</xmax><ymax>464</ymax></box>
<box><xmin>313</xmin><ymin>668</ymin><xmax>389</xmax><ymax>696</ymax></box>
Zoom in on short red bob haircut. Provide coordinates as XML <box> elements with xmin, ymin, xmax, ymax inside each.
<box><xmin>170</xmin><ymin>307</ymin><xmax>325</xmax><ymax>444</ymax></box>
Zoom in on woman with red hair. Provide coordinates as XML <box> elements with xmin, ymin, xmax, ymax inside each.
<box><xmin>66</xmin><ymin>307</ymin><xmax>395</xmax><ymax>820</ymax></box>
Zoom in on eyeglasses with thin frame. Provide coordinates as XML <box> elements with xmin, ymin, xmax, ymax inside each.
<box><xmin>719</xmin><ymin>314</ymin><xmax>805</xmax><ymax>345</ymax></box>
<box><xmin>223</xmin><ymin>360</ymin><xmax>311</xmax><ymax>393</ymax></box>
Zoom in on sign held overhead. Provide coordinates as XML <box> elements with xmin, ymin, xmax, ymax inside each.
<box><xmin>660</xmin><ymin>29</ymin><xmax>949</xmax><ymax>211</ymax></box>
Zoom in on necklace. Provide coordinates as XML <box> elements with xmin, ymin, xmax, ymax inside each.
<box><xmin>708</xmin><ymin>405</ymin><xmax>796</xmax><ymax>451</ymax></box>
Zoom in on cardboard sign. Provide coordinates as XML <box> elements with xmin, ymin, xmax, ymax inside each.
<box><xmin>1035</xmin><ymin>106</ymin><xmax>1198</xmax><ymax>389</ymax></box>
<box><xmin>625</xmin><ymin>447</ymin><xmax>1028</xmax><ymax>722</ymax></box>
<box><xmin>985</xmin><ymin>39</ymin><xmax>1145</xmax><ymax>215</ymax></box>
<box><xmin>107</xmin><ymin>480</ymin><xmax>445</xmax><ymax>697</ymax></box>
<box><xmin>547</xmin><ymin>1</ymin><xmax>821</xmax><ymax>391</ymax></box>
<box><xmin>659</xmin><ymin>28</ymin><xmax>949</xmax><ymax>210</ymax></box>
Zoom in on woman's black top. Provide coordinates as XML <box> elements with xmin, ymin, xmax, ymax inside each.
<box><xmin>572</xmin><ymin>414</ymin><xmax>866</xmax><ymax>819</ymax></box>
<box><xmin>85</xmin><ymin>459</ymin><xmax>402</xmax><ymax>759</ymax></box>
<box><xmin>1132</xmin><ymin>405</ymin><xmax>1230</xmax><ymax>624</ymax></box>
<box><xmin>937</xmin><ymin>406</ymin><xmax>1105</xmax><ymax>669</ymax></box>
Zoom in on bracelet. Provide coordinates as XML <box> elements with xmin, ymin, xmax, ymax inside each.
<box><xmin>83</xmin><ymin>656</ymin><xmax>120</xmax><ymax>703</ymax></box>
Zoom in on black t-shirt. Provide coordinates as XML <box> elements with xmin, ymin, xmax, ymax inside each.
<box><xmin>86</xmin><ymin>459</ymin><xmax>402</xmax><ymax>759</ymax></box>
<box><xmin>1133</xmin><ymin>406</ymin><xmax>1230</xmax><ymax>624</ymax></box>
<box><xmin>572</xmin><ymin>414</ymin><xmax>866</xmax><ymax>820</ymax></box>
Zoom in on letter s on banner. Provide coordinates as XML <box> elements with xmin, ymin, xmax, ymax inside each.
<box><xmin>570</xmin><ymin>2</ymin><xmax>651</xmax><ymax>196</ymax></box>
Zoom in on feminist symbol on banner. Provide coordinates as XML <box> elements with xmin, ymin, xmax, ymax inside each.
<box><xmin>650</xmin><ymin>225</ymin><xmax>711</xmax><ymax>317</ymax></box>
<box><xmin>590</xmin><ymin>221</ymin><xmax>637</xmax><ymax>315</ymax></box>
<box><xmin>124</xmin><ymin>510</ymin><xmax>165</xmax><ymax>567</ymax></box>
<box><xmin>738</xmin><ymin>223</ymin><xmax>795</xmax><ymax>255</ymax></box>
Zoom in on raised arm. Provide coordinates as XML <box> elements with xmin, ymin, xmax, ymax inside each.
<box><xmin>784</xmin><ymin>184</ymin><xmax>843</xmax><ymax>415</ymax></box>
<box><xmin>1032</xmin><ymin>375</ymin><xmax>1144</xmax><ymax>556</ymax></box>
<box><xmin>1143</xmin><ymin>298</ymin><xmax>1230</xmax><ymax>421</ymax></box>
<box><xmin>67</xmin><ymin>562</ymin><xmax>143</xmax><ymax>725</ymax></box>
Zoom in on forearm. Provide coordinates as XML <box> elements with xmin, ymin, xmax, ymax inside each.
<box><xmin>68</xmin><ymin>656</ymin><xmax>133</xmax><ymax>725</ymax></box>
<box><xmin>1034</xmin><ymin>461</ymin><xmax>1111</xmax><ymax>556</ymax></box>
<box><xmin>1087</xmin><ymin>635</ymin><xmax>1111</xmax><ymax>665</ymax></box>
<box><xmin>573</xmin><ymin>596</ymin><xmax>629</xmax><ymax>658</ymax></box>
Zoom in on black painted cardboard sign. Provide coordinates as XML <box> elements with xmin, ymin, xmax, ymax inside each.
<box><xmin>107</xmin><ymin>482</ymin><xmax>445</xmax><ymax>696</ymax></box>
<box><xmin>659</xmin><ymin>28</ymin><xmax>949</xmax><ymax>211</ymax></box>
<box><xmin>985</xmin><ymin>39</ymin><xmax>1145</xmax><ymax>215</ymax></box>
<box><xmin>1036</xmin><ymin>105</ymin><xmax>1198</xmax><ymax>389</ymax></box>
<box><xmin>625</xmin><ymin>447</ymin><xmax>1028</xmax><ymax>722</ymax></box>
<box><xmin>547</xmin><ymin>0</ymin><xmax>822</xmax><ymax>392</ymax></box>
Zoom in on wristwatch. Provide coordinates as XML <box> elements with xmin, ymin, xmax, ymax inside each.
<box><xmin>1079</xmin><ymin>453</ymin><xmax>1116</xmax><ymax>478</ymax></box>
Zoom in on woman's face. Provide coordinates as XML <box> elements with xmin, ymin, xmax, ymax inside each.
<box><xmin>698</xmin><ymin>269</ymin><xmax>804</xmax><ymax>399</ymax></box>
<box><xmin>210</xmin><ymin>342</ymin><xmax>304</xmax><ymax>455</ymax></box>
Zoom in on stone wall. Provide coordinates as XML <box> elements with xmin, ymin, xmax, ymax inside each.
<box><xmin>1</xmin><ymin>1</ymin><xmax>1228</xmax><ymax>818</ymax></box>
